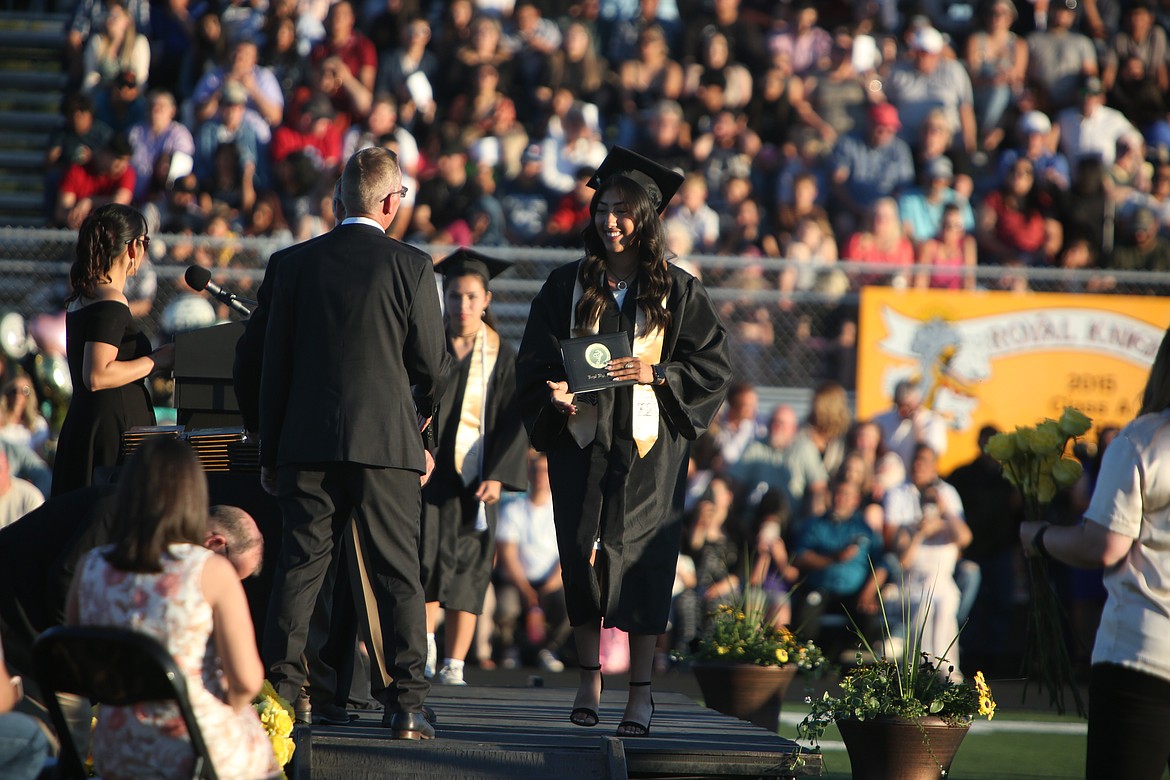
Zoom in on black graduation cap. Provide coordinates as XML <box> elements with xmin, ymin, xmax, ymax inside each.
<box><xmin>588</xmin><ymin>146</ymin><xmax>685</xmax><ymax>214</ymax></box>
<box><xmin>433</xmin><ymin>248</ymin><xmax>513</xmax><ymax>281</ymax></box>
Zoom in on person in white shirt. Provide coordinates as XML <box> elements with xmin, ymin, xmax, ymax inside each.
<box><xmin>871</xmin><ymin>379</ymin><xmax>948</xmax><ymax>469</ymax></box>
<box><xmin>0</xmin><ymin>450</ymin><xmax>43</xmax><ymax>531</ymax></box>
<box><xmin>1057</xmin><ymin>76</ymin><xmax>1141</xmax><ymax>181</ymax></box>
<box><xmin>495</xmin><ymin>452</ymin><xmax>569</xmax><ymax>672</ymax></box>
<box><xmin>884</xmin><ymin>444</ymin><xmax>971</xmax><ymax>673</ymax></box>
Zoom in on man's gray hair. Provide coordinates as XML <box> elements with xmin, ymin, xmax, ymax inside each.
<box><xmin>209</xmin><ymin>504</ymin><xmax>263</xmax><ymax>569</ymax></box>
<box><xmin>342</xmin><ymin>147</ymin><xmax>401</xmax><ymax>217</ymax></box>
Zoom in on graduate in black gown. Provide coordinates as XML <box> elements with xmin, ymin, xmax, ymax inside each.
<box><xmin>516</xmin><ymin>147</ymin><xmax>732</xmax><ymax>736</ymax></box>
<box><xmin>422</xmin><ymin>249</ymin><xmax>528</xmax><ymax>685</ymax></box>
<box><xmin>52</xmin><ymin>204</ymin><xmax>173</xmax><ymax>497</ymax></box>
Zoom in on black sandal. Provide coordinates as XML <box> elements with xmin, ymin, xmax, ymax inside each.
<box><xmin>616</xmin><ymin>681</ymin><xmax>655</xmax><ymax>737</ymax></box>
<box><xmin>569</xmin><ymin>664</ymin><xmax>604</xmax><ymax>727</ymax></box>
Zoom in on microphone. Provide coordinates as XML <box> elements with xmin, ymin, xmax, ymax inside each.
<box><xmin>184</xmin><ymin>265</ymin><xmax>253</xmax><ymax>318</ymax></box>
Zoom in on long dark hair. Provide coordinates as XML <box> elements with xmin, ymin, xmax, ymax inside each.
<box><xmin>104</xmin><ymin>438</ymin><xmax>209</xmax><ymax>573</ymax></box>
<box><xmin>577</xmin><ymin>176</ymin><xmax>671</xmax><ymax>334</ymax></box>
<box><xmin>1140</xmin><ymin>328</ymin><xmax>1170</xmax><ymax>416</ymax></box>
<box><xmin>68</xmin><ymin>203</ymin><xmax>147</xmax><ymax>303</ymax></box>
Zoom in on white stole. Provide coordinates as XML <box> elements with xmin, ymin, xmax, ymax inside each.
<box><xmin>453</xmin><ymin>326</ymin><xmax>500</xmax><ymax>486</ymax></box>
<box><xmin>566</xmin><ymin>267</ymin><xmax>666</xmax><ymax>458</ymax></box>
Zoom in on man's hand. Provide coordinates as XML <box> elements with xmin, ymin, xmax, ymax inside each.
<box><xmin>475</xmin><ymin>479</ymin><xmax>502</xmax><ymax>505</ymax></box>
<box><xmin>420</xmin><ymin>449</ymin><xmax>435</xmax><ymax>486</ymax></box>
<box><xmin>260</xmin><ymin>466</ymin><xmax>278</xmax><ymax>496</ymax></box>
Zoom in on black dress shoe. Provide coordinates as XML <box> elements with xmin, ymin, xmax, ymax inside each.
<box><xmin>383</xmin><ymin>711</ymin><xmax>435</xmax><ymax>740</ymax></box>
<box><xmin>312</xmin><ymin>702</ymin><xmax>358</xmax><ymax>725</ymax></box>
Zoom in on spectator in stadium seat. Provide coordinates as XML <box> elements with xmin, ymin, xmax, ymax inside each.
<box><xmin>914</xmin><ymin>109</ymin><xmax>974</xmax><ymax>200</ymax></box>
<box><xmin>665</xmin><ymin>173</ymin><xmax>720</xmax><ymax>254</ymax></box>
<box><xmin>803</xmin><ymin>31</ymin><xmax>872</xmax><ymax>148</ymax></box>
<box><xmin>682</xmin><ymin>0</ymin><xmax>767</xmax><ymax>73</ymax></box>
<box><xmin>128</xmin><ymin>90</ymin><xmax>195</xmax><ymax>204</ymax></box>
<box><xmin>615</xmin><ymin>24</ymin><xmax>684</xmax><ymax>145</ymax></box>
<box><xmin>1026</xmin><ymin>0</ymin><xmax>1098</xmax><ymax>113</ymax></box>
<box><xmin>977</xmin><ymin>156</ymin><xmax>1062</xmax><ymax>268</ymax></box>
<box><xmin>634</xmin><ymin>99</ymin><xmax>692</xmax><ymax>175</ymax></box>
<box><xmin>843</xmin><ymin>198</ymin><xmax>916</xmax><ymax>289</ymax></box>
<box><xmin>93</xmin><ymin>69</ymin><xmax>147</xmax><ymax>134</ymax></box>
<box><xmin>996</xmin><ymin>110</ymin><xmax>1071</xmax><ymax>192</ymax></box>
<box><xmin>80</xmin><ymin>0</ymin><xmax>151</xmax><ymax>96</ymax></box>
<box><xmin>965</xmin><ymin>0</ymin><xmax>1028</xmax><ymax>148</ymax></box>
<box><xmin>263</xmin><ymin>14</ymin><xmax>311</xmax><ymax>103</ymax></box>
<box><xmin>829</xmin><ymin>102</ymin><xmax>915</xmax><ymax>240</ymax></box>
<box><xmin>898</xmin><ymin>157</ymin><xmax>974</xmax><ymax>246</ymax></box>
<box><xmin>1057</xmin><ymin>77</ymin><xmax>1141</xmax><ymax>180</ymax></box>
<box><xmin>914</xmin><ymin>203</ymin><xmax>978</xmax><ymax>290</ymax></box>
<box><xmin>1108</xmin><ymin>208</ymin><xmax>1170</xmax><ymax>273</ymax></box>
<box><xmin>884</xmin><ymin>26</ymin><xmax>977</xmax><ymax>154</ymax></box>
<box><xmin>374</xmin><ymin>16</ymin><xmax>439</xmax><ymax>116</ymax></box>
<box><xmin>192</xmin><ymin>39</ymin><xmax>284</xmax><ymax>145</ymax></box>
<box><xmin>55</xmin><ymin>134</ymin><xmax>136</xmax><ymax>230</ymax></box>
<box><xmin>1107</xmin><ymin>55</ymin><xmax>1170</xmax><ymax>158</ymax></box>
<box><xmin>497</xmin><ymin>144</ymin><xmax>554</xmax><ymax>246</ymax></box>
<box><xmin>66</xmin><ymin>0</ymin><xmax>151</xmax><ymax>82</ymax></box>
<box><xmin>195</xmin><ymin>80</ymin><xmax>261</xmax><ymax>193</ymax></box>
<box><xmin>1101</xmin><ymin>0</ymin><xmax>1167</xmax><ymax>92</ymax></box>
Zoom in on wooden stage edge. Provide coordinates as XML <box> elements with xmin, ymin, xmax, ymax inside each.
<box><xmin>290</xmin><ymin>684</ymin><xmax>823</xmax><ymax>780</ymax></box>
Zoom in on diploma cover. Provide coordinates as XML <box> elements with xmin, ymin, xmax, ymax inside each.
<box><xmin>560</xmin><ymin>332</ymin><xmax>637</xmax><ymax>393</ymax></box>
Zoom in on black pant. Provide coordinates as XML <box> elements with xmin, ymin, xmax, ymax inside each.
<box><xmin>263</xmin><ymin>463</ymin><xmax>428</xmax><ymax>714</ymax></box>
<box><xmin>1087</xmin><ymin>663</ymin><xmax>1170</xmax><ymax>780</ymax></box>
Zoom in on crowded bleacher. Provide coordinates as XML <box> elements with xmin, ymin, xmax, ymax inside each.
<box><xmin>7</xmin><ymin>0</ymin><xmax>1170</xmax><ymax>692</ymax></box>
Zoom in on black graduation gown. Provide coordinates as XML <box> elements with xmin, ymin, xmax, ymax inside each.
<box><xmin>516</xmin><ymin>262</ymin><xmax>732</xmax><ymax>634</ymax></box>
<box><xmin>421</xmin><ymin>334</ymin><xmax>528</xmax><ymax>614</ymax></box>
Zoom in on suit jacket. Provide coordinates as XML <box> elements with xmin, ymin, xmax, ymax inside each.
<box><xmin>259</xmin><ymin>222</ymin><xmax>450</xmax><ymax>472</ymax></box>
<box><xmin>0</xmin><ymin>484</ymin><xmax>118</xmax><ymax>676</ymax></box>
<box><xmin>235</xmin><ymin>242</ymin><xmax>294</xmax><ymax>434</ymax></box>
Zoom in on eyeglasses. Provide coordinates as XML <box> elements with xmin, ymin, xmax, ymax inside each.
<box><xmin>4</xmin><ymin>385</ymin><xmax>30</xmax><ymax>398</ymax></box>
<box><xmin>387</xmin><ymin>186</ymin><xmax>408</xmax><ymax>199</ymax></box>
<box><xmin>126</xmin><ymin>235</ymin><xmax>150</xmax><ymax>249</ymax></box>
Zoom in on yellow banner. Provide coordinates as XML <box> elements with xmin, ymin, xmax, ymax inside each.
<box><xmin>857</xmin><ymin>288</ymin><xmax>1170</xmax><ymax>473</ymax></box>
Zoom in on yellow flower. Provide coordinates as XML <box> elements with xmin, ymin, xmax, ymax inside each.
<box><xmin>1030</xmin><ymin>422</ymin><xmax>1062</xmax><ymax>454</ymax></box>
<box><xmin>1052</xmin><ymin>457</ymin><xmax>1083</xmax><ymax>488</ymax></box>
<box><xmin>776</xmin><ymin>648</ymin><xmax>789</xmax><ymax>664</ymax></box>
<box><xmin>716</xmin><ymin>645</ymin><xmax>729</xmax><ymax>656</ymax></box>
<box><xmin>270</xmin><ymin>733</ymin><xmax>295</xmax><ymax>767</ymax></box>
<box><xmin>974</xmin><ymin>671</ymin><xmax>997</xmax><ymax>720</ymax></box>
<box><xmin>1059</xmin><ymin>407</ymin><xmax>1092</xmax><ymax>437</ymax></box>
<box><xmin>1037</xmin><ymin>474</ymin><xmax>1056</xmax><ymax>503</ymax></box>
<box><xmin>984</xmin><ymin>432</ymin><xmax>1017</xmax><ymax>461</ymax></box>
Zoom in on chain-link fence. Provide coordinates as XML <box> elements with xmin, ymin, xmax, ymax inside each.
<box><xmin>3</xmin><ymin>227</ymin><xmax>1169</xmax><ymax>396</ymax></box>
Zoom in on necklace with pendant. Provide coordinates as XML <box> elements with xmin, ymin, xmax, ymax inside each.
<box><xmin>608</xmin><ymin>268</ymin><xmax>636</xmax><ymax>291</ymax></box>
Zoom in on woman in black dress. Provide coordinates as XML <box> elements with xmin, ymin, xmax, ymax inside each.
<box><xmin>52</xmin><ymin>203</ymin><xmax>173</xmax><ymax>496</ymax></box>
<box><xmin>517</xmin><ymin>147</ymin><xmax>731</xmax><ymax>737</ymax></box>
<box><xmin>421</xmin><ymin>249</ymin><xmax>527</xmax><ymax>685</ymax></box>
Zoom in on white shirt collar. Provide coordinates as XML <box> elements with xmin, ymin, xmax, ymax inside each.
<box><xmin>340</xmin><ymin>216</ymin><xmax>386</xmax><ymax>231</ymax></box>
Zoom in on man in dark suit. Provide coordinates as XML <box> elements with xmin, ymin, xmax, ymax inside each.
<box><xmin>259</xmin><ymin>147</ymin><xmax>449</xmax><ymax>740</ymax></box>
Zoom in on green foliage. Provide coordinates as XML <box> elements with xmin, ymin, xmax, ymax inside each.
<box><xmin>691</xmin><ymin>587</ymin><xmax>826</xmax><ymax>673</ymax></box>
<box><xmin>797</xmin><ymin>571</ymin><xmax>993</xmax><ymax>745</ymax></box>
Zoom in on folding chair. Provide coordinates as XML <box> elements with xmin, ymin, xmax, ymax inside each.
<box><xmin>33</xmin><ymin>625</ymin><xmax>219</xmax><ymax>780</ymax></box>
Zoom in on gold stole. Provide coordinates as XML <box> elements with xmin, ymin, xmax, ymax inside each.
<box><xmin>566</xmin><ymin>267</ymin><xmax>666</xmax><ymax>458</ymax></box>
<box><xmin>453</xmin><ymin>326</ymin><xmax>500</xmax><ymax>486</ymax></box>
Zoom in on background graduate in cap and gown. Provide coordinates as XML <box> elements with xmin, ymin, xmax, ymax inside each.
<box><xmin>516</xmin><ymin>147</ymin><xmax>732</xmax><ymax>736</ymax></box>
<box><xmin>422</xmin><ymin>248</ymin><xmax>528</xmax><ymax>686</ymax></box>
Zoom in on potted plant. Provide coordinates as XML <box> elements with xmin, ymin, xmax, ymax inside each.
<box><xmin>797</xmin><ymin>585</ymin><xmax>996</xmax><ymax>780</ymax></box>
<box><xmin>691</xmin><ymin>585</ymin><xmax>826</xmax><ymax>732</ymax></box>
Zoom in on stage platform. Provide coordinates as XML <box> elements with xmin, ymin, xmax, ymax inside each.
<box><xmin>289</xmin><ymin>684</ymin><xmax>822</xmax><ymax>780</ymax></box>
